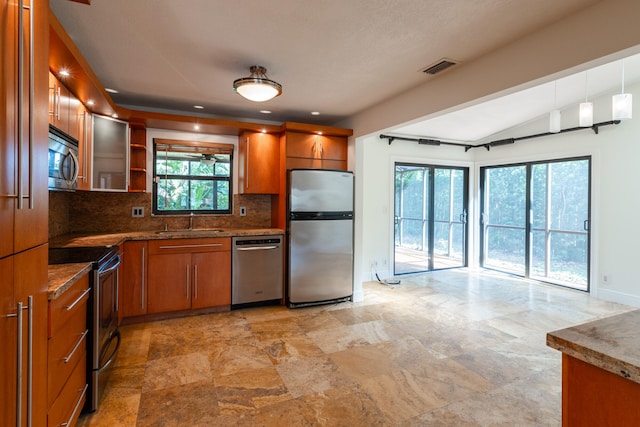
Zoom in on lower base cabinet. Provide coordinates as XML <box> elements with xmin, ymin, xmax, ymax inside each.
<box><xmin>47</xmin><ymin>272</ymin><xmax>89</xmax><ymax>427</ymax></box>
<box><xmin>147</xmin><ymin>238</ymin><xmax>231</xmax><ymax>314</ymax></box>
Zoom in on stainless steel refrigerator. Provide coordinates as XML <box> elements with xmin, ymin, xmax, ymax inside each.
<box><xmin>287</xmin><ymin>169</ymin><xmax>354</xmax><ymax>307</ymax></box>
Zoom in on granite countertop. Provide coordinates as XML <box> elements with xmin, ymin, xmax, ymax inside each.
<box><xmin>49</xmin><ymin>228</ymin><xmax>285</xmax><ymax>248</ymax></box>
<box><xmin>547</xmin><ymin>309</ymin><xmax>640</xmax><ymax>384</ymax></box>
<box><xmin>48</xmin><ymin>262</ymin><xmax>92</xmax><ymax>300</ymax></box>
<box><xmin>48</xmin><ymin>228</ymin><xmax>284</xmax><ymax>300</ymax></box>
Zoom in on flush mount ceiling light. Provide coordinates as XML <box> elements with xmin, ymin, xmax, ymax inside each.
<box><xmin>233</xmin><ymin>65</ymin><xmax>282</xmax><ymax>102</ymax></box>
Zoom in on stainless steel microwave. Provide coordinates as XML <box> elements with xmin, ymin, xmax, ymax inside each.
<box><xmin>48</xmin><ymin>125</ymin><xmax>79</xmax><ymax>191</ymax></box>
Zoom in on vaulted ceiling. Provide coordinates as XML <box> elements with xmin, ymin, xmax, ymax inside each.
<box><xmin>50</xmin><ymin>0</ymin><xmax>639</xmax><ymax>141</ymax></box>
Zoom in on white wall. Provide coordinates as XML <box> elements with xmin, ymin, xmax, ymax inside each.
<box><xmin>353</xmin><ymin>81</ymin><xmax>640</xmax><ymax>308</ymax></box>
<box><xmin>353</xmin><ymin>133</ymin><xmax>472</xmax><ymax>302</ymax></box>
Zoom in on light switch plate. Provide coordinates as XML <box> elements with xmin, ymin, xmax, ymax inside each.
<box><xmin>132</xmin><ymin>207</ymin><xmax>144</xmax><ymax>218</ymax></box>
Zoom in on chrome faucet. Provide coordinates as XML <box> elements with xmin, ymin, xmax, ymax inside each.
<box><xmin>189</xmin><ymin>212</ymin><xmax>194</xmax><ymax>230</ymax></box>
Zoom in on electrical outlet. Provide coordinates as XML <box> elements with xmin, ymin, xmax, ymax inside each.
<box><xmin>132</xmin><ymin>207</ymin><xmax>144</xmax><ymax>218</ymax></box>
<box><xmin>603</xmin><ymin>274</ymin><xmax>610</xmax><ymax>284</ymax></box>
<box><xmin>239</xmin><ymin>206</ymin><xmax>247</xmax><ymax>216</ymax></box>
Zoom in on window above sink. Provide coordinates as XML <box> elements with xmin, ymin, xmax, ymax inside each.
<box><xmin>152</xmin><ymin>138</ymin><xmax>233</xmax><ymax>215</ymax></box>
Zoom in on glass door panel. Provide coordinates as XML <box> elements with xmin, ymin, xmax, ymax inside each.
<box><xmin>530</xmin><ymin>159</ymin><xmax>589</xmax><ymax>290</ymax></box>
<box><xmin>482</xmin><ymin>158</ymin><xmax>590</xmax><ymax>291</ymax></box>
<box><xmin>394</xmin><ymin>165</ymin><xmax>429</xmax><ymax>274</ymax></box>
<box><xmin>395</xmin><ymin>164</ymin><xmax>467</xmax><ymax>275</ymax></box>
<box><xmin>433</xmin><ymin>168</ymin><xmax>466</xmax><ymax>269</ymax></box>
<box><xmin>482</xmin><ymin>166</ymin><xmax>527</xmax><ymax>275</ymax></box>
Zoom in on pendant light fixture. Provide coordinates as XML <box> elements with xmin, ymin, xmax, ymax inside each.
<box><xmin>579</xmin><ymin>71</ymin><xmax>593</xmax><ymax>127</ymax></box>
<box><xmin>549</xmin><ymin>81</ymin><xmax>561</xmax><ymax>133</ymax></box>
<box><xmin>233</xmin><ymin>65</ymin><xmax>282</xmax><ymax>102</ymax></box>
<box><xmin>612</xmin><ymin>59</ymin><xmax>633</xmax><ymax>120</ymax></box>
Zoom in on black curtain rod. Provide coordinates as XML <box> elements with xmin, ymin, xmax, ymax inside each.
<box><xmin>379</xmin><ymin>120</ymin><xmax>621</xmax><ymax>152</ymax></box>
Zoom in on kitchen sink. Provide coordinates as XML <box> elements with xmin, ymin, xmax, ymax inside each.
<box><xmin>154</xmin><ymin>228</ymin><xmax>225</xmax><ymax>235</ymax></box>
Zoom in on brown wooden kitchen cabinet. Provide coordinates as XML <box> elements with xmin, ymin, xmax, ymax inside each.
<box><xmin>272</xmin><ymin>123</ymin><xmax>353</xmax><ymax>229</ymax></box>
<box><xmin>1</xmin><ymin>0</ymin><xmax>50</xmax><ymax>424</ymax></box>
<box><xmin>129</xmin><ymin>124</ymin><xmax>147</xmax><ymax>192</ymax></box>
<box><xmin>47</xmin><ymin>272</ymin><xmax>89</xmax><ymax>427</ymax></box>
<box><xmin>76</xmin><ymin>107</ymin><xmax>92</xmax><ymax>190</ymax></box>
<box><xmin>121</xmin><ymin>240</ymin><xmax>148</xmax><ymax>318</ymax></box>
<box><xmin>49</xmin><ymin>72</ymin><xmax>70</xmax><ymax>133</ymax></box>
<box><xmin>147</xmin><ymin>238</ymin><xmax>231</xmax><ymax>314</ymax></box>
<box><xmin>284</xmin><ymin>131</ymin><xmax>348</xmax><ymax>170</ymax></box>
<box><xmin>238</xmin><ymin>131</ymin><xmax>279</xmax><ymax>194</ymax></box>
<box><xmin>0</xmin><ymin>245</ymin><xmax>49</xmax><ymax>427</ymax></box>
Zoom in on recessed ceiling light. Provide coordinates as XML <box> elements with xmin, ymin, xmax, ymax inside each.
<box><xmin>105</xmin><ymin>88</ymin><xmax>119</xmax><ymax>94</ymax></box>
<box><xmin>261</xmin><ymin>129</ymin><xmax>267</xmax><ymax>134</ymax></box>
<box><xmin>193</xmin><ymin>105</ymin><xmax>204</xmax><ymax>109</ymax></box>
<box><xmin>194</xmin><ymin>125</ymin><xmax>200</xmax><ymax>130</ymax></box>
<box><xmin>259</xmin><ymin>110</ymin><xmax>272</xmax><ymax>114</ymax></box>
<box><xmin>59</xmin><ymin>70</ymin><xmax>70</xmax><ymax>77</ymax></box>
<box><xmin>317</xmin><ymin>131</ymin><xmax>323</xmax><ymax>135</ymax></box>
<box><xmin>311</xmin><ymin>111</ymin><xmax>320</xmax><ymax>115</ymax></box>
<box><xmin>86</xmin><ymin>100</ymin><xmax>95</xmax><ymax>106</ymax></box>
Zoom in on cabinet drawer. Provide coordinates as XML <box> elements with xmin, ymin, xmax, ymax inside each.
<box><xmin>49</xmin><ymin>273</ymin><xmax>90</xmax><ymax>338</ymax></box>
<box><xmin>48</xmin><ymin>304</ymin><xmax>87</xmax><ymax>407</ymax></box>
<box><xmin>149</xmin><ymin>237</ymin><xmax>231</xmax><ymax>254</ymax></box>
<box><xmin>48</xmin><ymin>357</ymin><xmax>87</xmax><ymax>427</ymax></box>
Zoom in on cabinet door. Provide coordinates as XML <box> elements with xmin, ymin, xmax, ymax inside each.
<box><xmin>238</xmin><ymin>131</ymin><xmax>279</xmax><ymax>194</ymax></box>
<box><xmin>91</xmin><ymin>114</ymin><xmax>129</xmax><ymax>192</ymax></box>
<box><xmin>191</xmin><ymin>251</ymin><xmax>231</xmax><ymax>309</ymax></box>
<box><xmin>77</xmin><ymin>109</ymin><xmax>92</xmax><ymax>191</ymax></box>
<box><xmin>67</xmin><ymin>95</ymin><xmax>83</xmax><ymax>141</ymax></box>
<box><xmin>14</xmin><ymin>0</ymin><xmax>48</xmax><ymax>253</ymax></box>
<box><xmin>147</xmin><ymin>253</ymin><xmax>192</xmax><ymax>313</ymax></box>
<box><xmin>121</xmin><ymin>241</ymin><xmax>148</xmax><ymax>317</ymax></box>
<box><xmin>0</xmin><ymin>18</ymin><xmax>15</xmax><ymax>257</ymax></box>
<box><xmin>285</xmin><ymin>132</ymin><xmax>347</xmax><ymax>161</ymax></box>
<box><xmin>0</xmin><ymin>256</ymin><xmax>16</xmax><ymax>426</ymax></box>
<box><xmin>14</xmin><ymin>244</ymin><xmax>48</xmax><ymax>427</ymax></box>
<box><xmin>48</xmin><ymin>73</ymin><xmax>70</xmax><ymax>133</ymax></box>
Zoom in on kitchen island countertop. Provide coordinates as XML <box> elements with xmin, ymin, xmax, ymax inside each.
<box><xmin>547</xmin><ymin>309</ymin><xmax>640</xmax><ymax>384</ymax></box>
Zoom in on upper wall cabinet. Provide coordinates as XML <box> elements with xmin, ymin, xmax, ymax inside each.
<box><xmin>284</xmin><ymin>132</ymin><xmax>348</xmax><ymax>171</ymax></box>
<box><xmin>238</xmin><ymin>131</ymin><xmax>279</xmax><ymax>194</ymax></box>
<box><xmin>91</xmin><ymin>114</ymin><xmax>129</xmax><ymax>192</ymax></box>
<box><xmin>48</xmin><ymin>72</ymin><xmax>84</xmax><ymax>141</ymax></box>
<box><xmin>129</xmin><ymin>124</ymin><xmax>147</xmax><ymax>192</ymax></box>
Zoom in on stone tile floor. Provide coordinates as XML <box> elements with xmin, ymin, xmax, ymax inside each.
<box><xmin>77</xmin><ymin>269</ymin><xmax>634</xmax><ymax>426</ymax></box>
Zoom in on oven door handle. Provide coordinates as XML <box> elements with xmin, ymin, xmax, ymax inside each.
<box><xmin>99</xmin><ymin>257</ymin><xmax>121</xmax><ymax>276</ymax></box>
<box><xmin>96</xmin><ymin>330</ymin><xmax>121</xmax><ymax>373</ymax></box>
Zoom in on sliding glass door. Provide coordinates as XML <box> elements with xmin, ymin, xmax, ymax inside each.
<box><xmin>480</xmin><ymin>157</ymin><xmax>590</xmax><ymax>290</ymax></box>
<box><xmin>394</xmin><ymin>164</ymin><xmax>468</xmax><ymax>275</ymax></box>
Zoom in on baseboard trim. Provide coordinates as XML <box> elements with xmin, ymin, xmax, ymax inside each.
<box><xmin>596</xmin><ymin>288</ymin><xmax>640</xmax><ymax>308</ymax></box>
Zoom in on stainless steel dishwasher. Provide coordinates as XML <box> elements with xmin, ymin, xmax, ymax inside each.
<box><xmin>232</xmin><ymin>235</ymin><xmax>284</xmax><ymax>308</ymax></box>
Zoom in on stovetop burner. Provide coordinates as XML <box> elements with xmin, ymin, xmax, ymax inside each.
<box><xmin>48</xmin><ymin>246</ymin><xmax>118</xmax><ymax>266</ymax></box>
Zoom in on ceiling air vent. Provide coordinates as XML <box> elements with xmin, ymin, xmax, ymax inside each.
<box><xmin>421</xmin><ymin>59</ymin><xmax>458</xmax><ymax>75</ymax></box>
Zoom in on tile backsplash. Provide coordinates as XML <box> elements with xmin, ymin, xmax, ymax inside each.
<box><xmin>49</xmin><ymin>191</ymin><xmax>274</xmax><ymax>238</ymax></box>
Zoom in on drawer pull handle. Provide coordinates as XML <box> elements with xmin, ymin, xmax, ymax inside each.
<box><xmin>64</xmin><ymin>288</ymin><xmax>91</xmax><ymax>311</ymax></box>
<box><xmin>62</xmin><ymin>330</ymin><xmax>88</xmax><ymax>363</ymax></box>
<box><xmin>158</xmin><ymin>243</ymin><xmax>223</xmax><ymax>250</ymax></box>
<box><xmin>60</xmin><ymin>384</ymin><xmax>88</xmax><ymax>427</ymax></box>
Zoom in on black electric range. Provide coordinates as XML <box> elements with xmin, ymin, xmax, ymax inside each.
<box><xmin>48</xmin><ymin>245</ymin><xmax>118</xmax><ymax>267</ymax></box>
